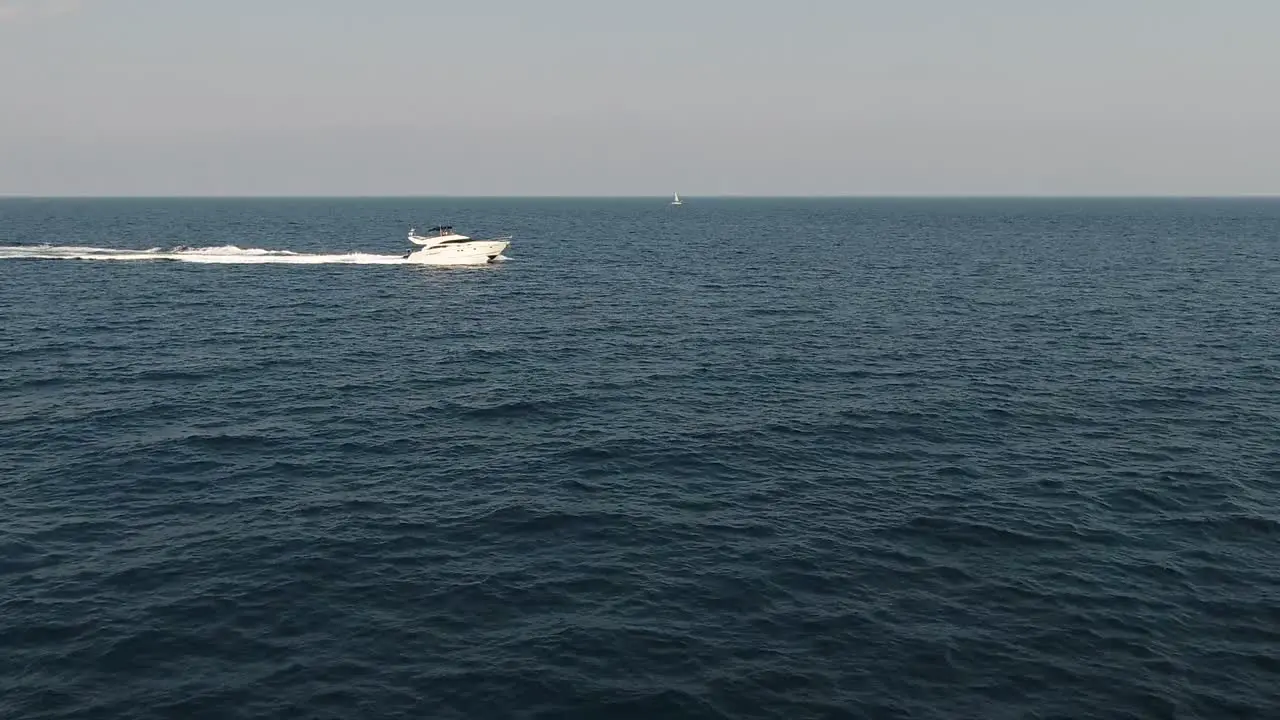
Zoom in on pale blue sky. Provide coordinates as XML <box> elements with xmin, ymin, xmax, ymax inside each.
<box><xmin>2</xmin><ymin>0</ymin><xmax>1277</xmax><ymax>196</ymax></box>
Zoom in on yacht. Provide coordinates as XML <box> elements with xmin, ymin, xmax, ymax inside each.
<box><xmin>403</xmin><ymin>226</ymin><xmax>511</xmax><ymax>265</ymax></box>
<box><xmin>671</xmin><ymin>192</ymin><xmax>682</xmax><ymax>205</ymax></box>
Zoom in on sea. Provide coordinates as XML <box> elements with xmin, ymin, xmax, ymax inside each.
<box><xmin>1</xmin><ymin>197</ymin><xmax>1278</xmax><ymax>719</ymax></box>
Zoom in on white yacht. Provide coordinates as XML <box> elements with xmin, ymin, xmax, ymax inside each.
<box><xmin>671</xmin><ymin>192</ymin><xmax>682</xmax><ymax>205</ymax></box>
<box><xmin>403</xmin><ymin>226</ymin><xmax>511</xmax><ymax>265</ymax></box>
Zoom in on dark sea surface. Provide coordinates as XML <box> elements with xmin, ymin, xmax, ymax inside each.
<box><xmin>1</xmin><ymin>197</ymin><xmax>1278</xmax><ymax>719</ymax></box>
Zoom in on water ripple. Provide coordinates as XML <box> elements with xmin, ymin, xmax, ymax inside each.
<box><xmin>2</xmin><ymin>198</ymin><xmax>1279</xmax><ymax>718</ymax></box>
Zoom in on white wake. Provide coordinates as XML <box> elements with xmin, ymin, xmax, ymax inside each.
<box><xmin>0</xmin><ymin>244</ymin><xmax>486</xmax><ymax>265</ymax></box>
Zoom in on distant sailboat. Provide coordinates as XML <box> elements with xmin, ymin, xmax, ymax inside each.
<box><xmin>671</xmin><ymin>192</ymin><xmax>682</xmax><ymax>205</ymax></box>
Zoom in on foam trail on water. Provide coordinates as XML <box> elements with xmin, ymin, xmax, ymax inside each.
<box><xmin>0</xmin><ymin>244</ymin><xmax>414</xmax><ymax>265</ymax></box>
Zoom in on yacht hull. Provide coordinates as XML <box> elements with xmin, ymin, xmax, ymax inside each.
<box><xmin>404</xmin><ymin>240</ymin><xmax>509</xmax><ymax>265</ymax></box>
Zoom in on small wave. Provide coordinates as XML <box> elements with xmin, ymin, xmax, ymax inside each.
<box><xmin>456</xmin><ymin>399</ymin><xmax>564</xmax><ymax>421</ymax></box>
<box><xmin>886</xmin><ymin>515</ymin><xmax>1073</xmax><ymax>550</ymax></box>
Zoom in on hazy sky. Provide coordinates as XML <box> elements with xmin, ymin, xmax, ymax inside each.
<box><xmin>2</xmin><ymin>0</ymin><xmax>1278</xmax><ymax>196</ymax></box>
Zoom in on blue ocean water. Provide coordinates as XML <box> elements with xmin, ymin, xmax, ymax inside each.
<box><xmin>1</xmin><ymin>197</ymin><xmax>1278</xmax><ymax>719</ymax></box>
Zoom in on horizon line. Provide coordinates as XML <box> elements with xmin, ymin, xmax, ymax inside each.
<box><xmin>2</xmin><ymin>193</ymin><xmax>1279</xmax><ymax>200</ymax></box>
